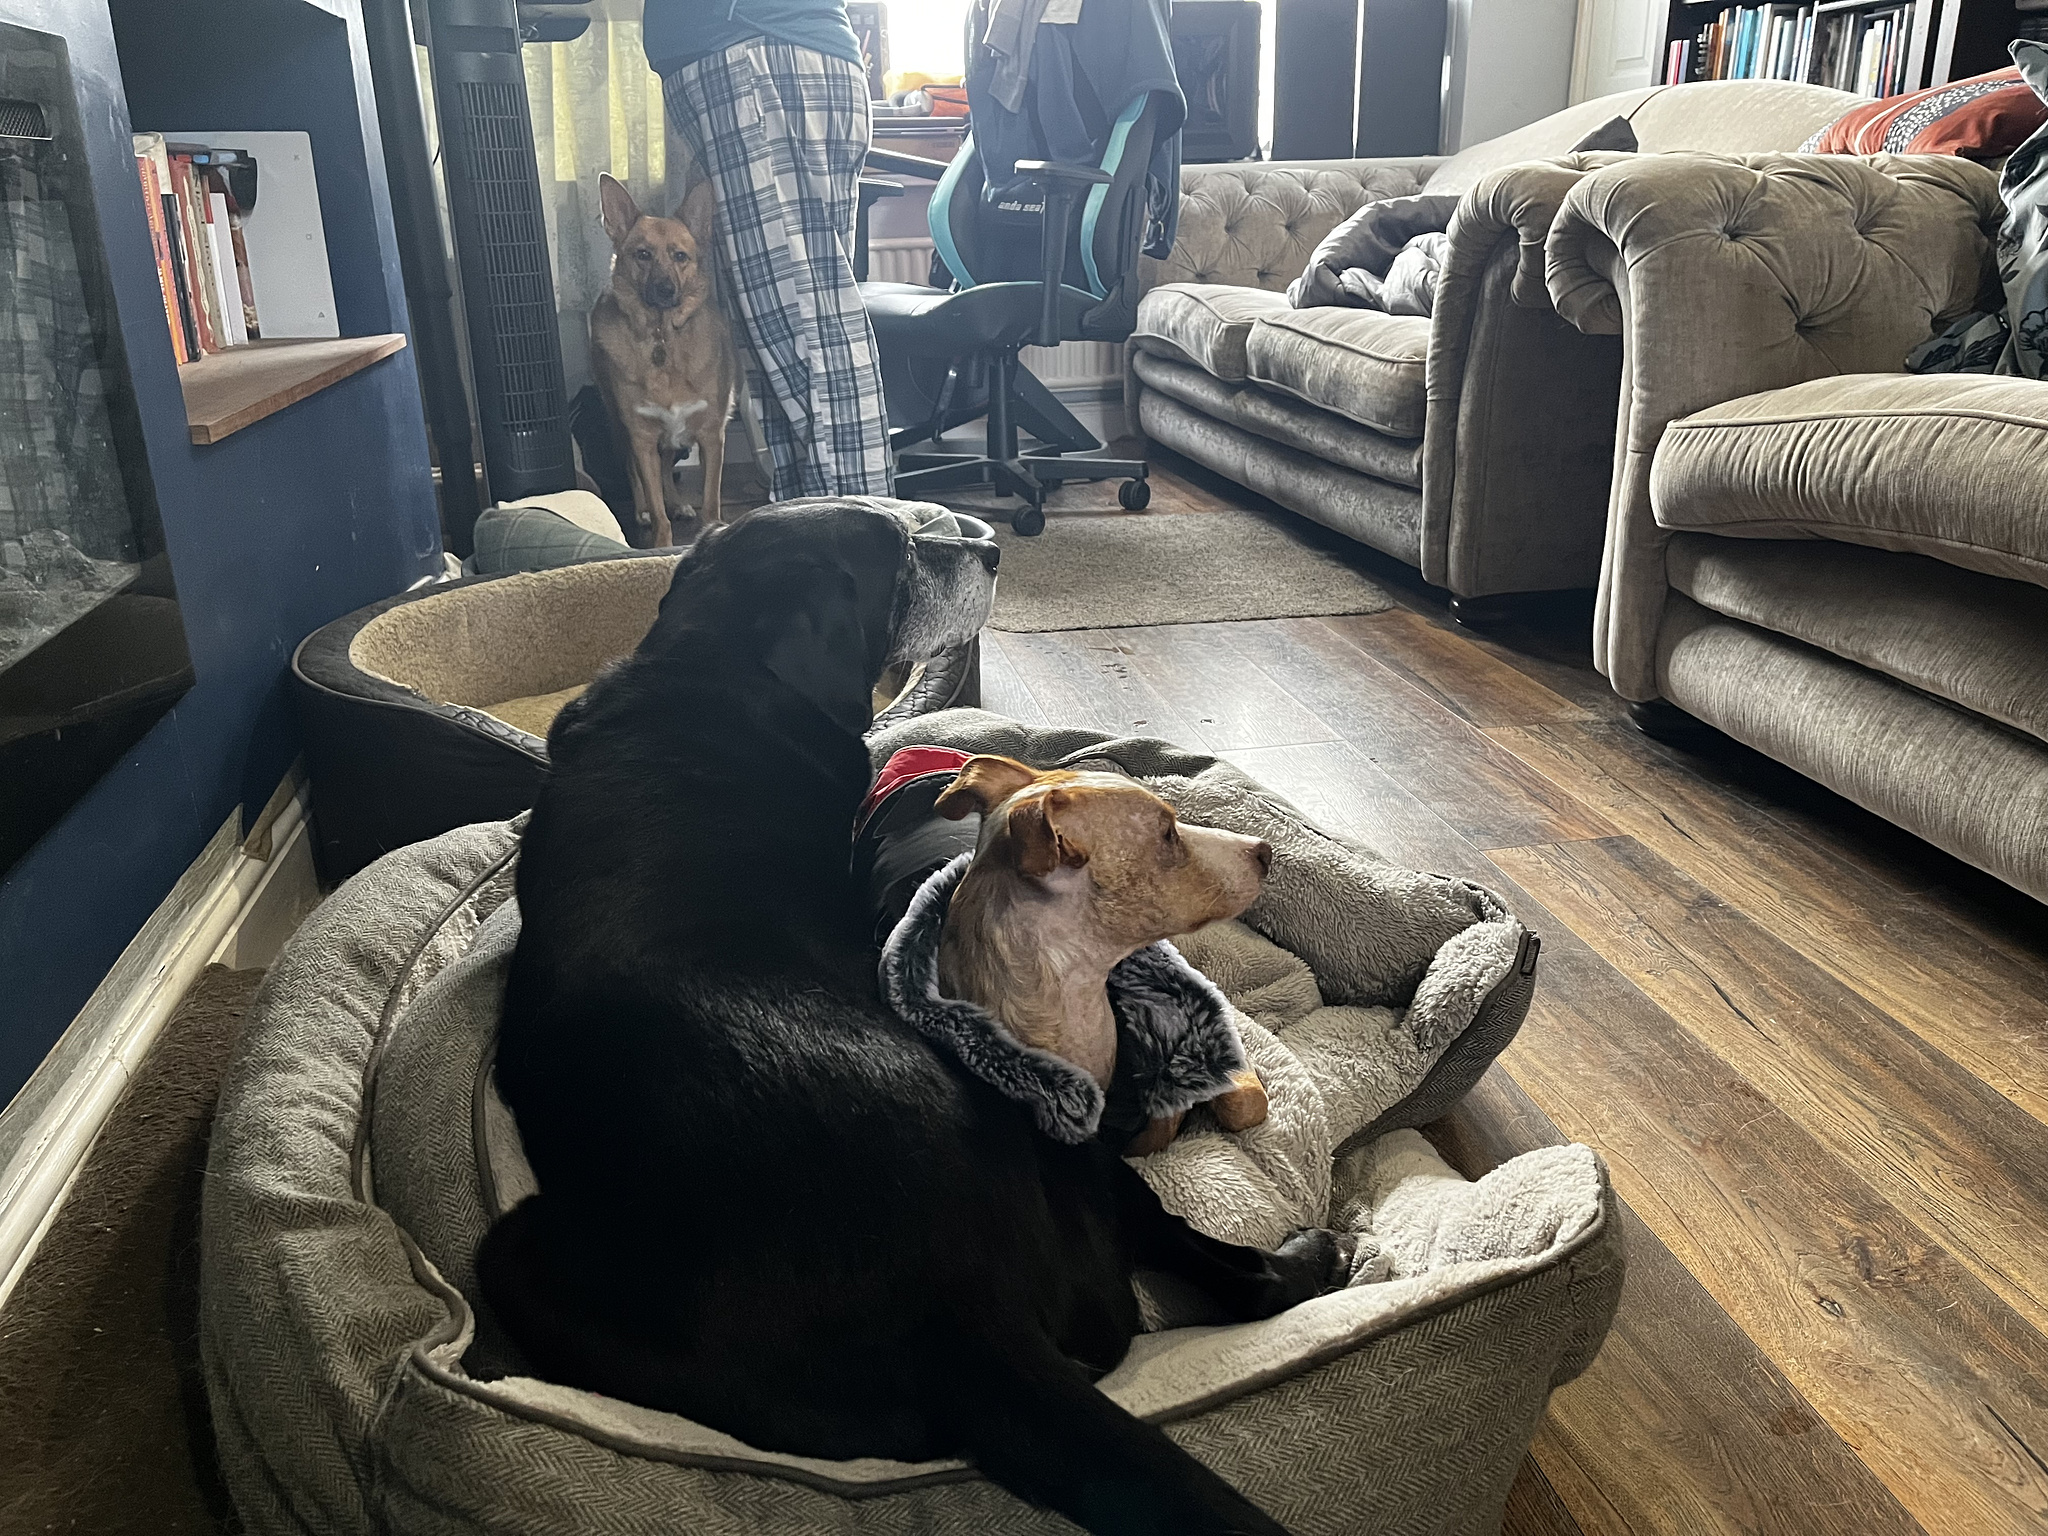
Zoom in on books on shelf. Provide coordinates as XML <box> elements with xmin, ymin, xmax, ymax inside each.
<box><xmin>1668</xmin><ymin>2</ymin><xmax>1927</xmax><ymax>98</ymax></box>
<box><xmin>132</xmin><ymin>132</ymin><xmax>264</xmax><ymax>364</ymax></box>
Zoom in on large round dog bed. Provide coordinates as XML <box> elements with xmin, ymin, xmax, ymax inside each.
<box><xmin>201</xmin><ymin>716</ymin><xmax>1622</xmax><ymax>1536</ymax></box>
<box><xmin>292</xmin><ymin>517</ymin><xmax>988</xmax><ymax>883</ymax></box>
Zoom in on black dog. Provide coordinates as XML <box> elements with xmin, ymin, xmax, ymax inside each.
<box><xmin>482</xmin><ymin>499</ymin><xmax>1349</xmax><ymax>1536</ymax></box>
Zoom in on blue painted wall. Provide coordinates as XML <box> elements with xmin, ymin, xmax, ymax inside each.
<box><xmin>0</xmin><ymin>0</ymin><xmax>441</xmax><ymax>1105</ymax></box>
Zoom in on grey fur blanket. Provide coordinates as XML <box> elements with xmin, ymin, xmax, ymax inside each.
<box><xmin>878</xmin><ymin>853</ymin><xmax>1248</xmax><ymax>1144</ymax></box>
<box><xmin>1287</xmin><ymin>194</ymin><xmax>1459</xmax><ymax>315</ymax></box>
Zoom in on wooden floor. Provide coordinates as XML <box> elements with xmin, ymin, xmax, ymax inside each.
<box><xmin>948</xmin><ymin>448</ymin><xmax>2048</xmax><ymax>1536</ymax></box>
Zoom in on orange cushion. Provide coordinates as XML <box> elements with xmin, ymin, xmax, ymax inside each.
<box><xmin>1800</xmin><ymin>66</ymin><xmax>2046</xmax><ymax>158</ymax></box>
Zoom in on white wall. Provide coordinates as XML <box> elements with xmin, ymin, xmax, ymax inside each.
<box><xmin>1569</xmin><ymin>0</ymin><xmax>1667</xmax><ymax>103</ymax></box>
<box><xmin>1441</xmin><ymin>0</ymin><xmax>1581</xmax><ymax>152</ymax></box>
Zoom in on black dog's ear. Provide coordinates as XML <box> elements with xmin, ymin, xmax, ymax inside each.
<box><xmin>761</xmin><ymin>562</ymin><xmax>876</xmax><ymax>736</ymax></box>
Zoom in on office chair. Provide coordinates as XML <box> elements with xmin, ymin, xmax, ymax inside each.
<box><xmin>858</xmin><ymin>21</ymin><xmax>1180</xmax><ymax>535</ymax></box>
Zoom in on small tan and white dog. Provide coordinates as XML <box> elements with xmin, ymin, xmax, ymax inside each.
<box><xmin>591</xmin><ymin>172</ymin><xmax>736</xmax><ymax>547</ymax></box>
<box><xmin>934</xmin><ymin>755</ymin><xmax>1270</xmax><ymax>1154</ymax></box>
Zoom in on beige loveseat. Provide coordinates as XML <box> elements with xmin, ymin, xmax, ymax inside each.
<box><xmin>1541</xmin><ymin>152</ymin><xmax>2048</xmax><ymax>900</ymax></box>
<box><xmin>1126</xmin><ymin>80</ymin><xmax>1858</xmax><ymax>618</ymax></box>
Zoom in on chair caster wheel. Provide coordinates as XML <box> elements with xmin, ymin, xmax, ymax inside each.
<box><xmin>1118</xmin><ymin>478</ymin><xmax>1151</xmax><ymax>510</ymax></box>
<box><xmin>1012</xmin><ymin>504</ymin><xmax>1046</xmax><ymax>537</ymax></box>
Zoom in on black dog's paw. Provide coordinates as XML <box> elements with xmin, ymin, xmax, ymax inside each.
<box><xmin>1258</xmin><ymin>1227</ymin><xmax>1356</xmax><ymax>1315</ymax></box>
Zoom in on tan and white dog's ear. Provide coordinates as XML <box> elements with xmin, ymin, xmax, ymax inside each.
<box><xmin>676</xmin><ymin>177</ymin><xmax>718</xmax><ymax>245</ymax></box>
<box><xmin>598</xmin><ymin>172</ymin><xmax>641</xmax><ymax>245</ymax></box>
<box><xmin>1005</xmin><ymin>789</ymin><xmax>1089</xmax><ymax>878</ymax></box>
<box><xmin>935</xmin><ymin>755</ymin><xmax>1039</xmax><ymax>819</ymax></box>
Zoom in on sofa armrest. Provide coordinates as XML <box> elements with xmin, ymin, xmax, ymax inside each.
<box><xmin>1416</xmin><ymin>153</ymin><xmax>1635</xmax><ymax>595</ymax></box>
<box><xmin>1147</xmin><ymin>158</ymin><xmax>1444</xmax><ymax>295</ymax></box>
<box><xmin>1542</xmin><ymin>151</ymin><xmax>2001</xmax><ymax>698</ymax></box>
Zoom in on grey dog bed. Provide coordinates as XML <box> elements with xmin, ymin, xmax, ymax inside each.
<box><xmin>201</xmin><ymin>714</ymin><xmax>1622</xmax><ymax>1536</ymax></box>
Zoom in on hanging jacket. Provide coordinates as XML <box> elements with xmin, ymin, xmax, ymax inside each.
<box><xmin>965</xmin><ymin>0</ymin><xmax>1185</xmax><ymax>265</ymax></box>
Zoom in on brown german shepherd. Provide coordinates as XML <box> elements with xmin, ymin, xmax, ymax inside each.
<box><xmin>592</xmin><ymin>172</ymin><xmax>737</xmax><ymax>547</ymax></box>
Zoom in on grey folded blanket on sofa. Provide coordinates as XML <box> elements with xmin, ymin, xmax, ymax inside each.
<box><xmin>1288</xmin><ymin>113</ymin><xmax>1639</xmax><ymax>317</ymax></box>
<box><xmin>1287</xmin><ymin>194</ymin><xmax>1460</xmax><ymax>315</ymax></box>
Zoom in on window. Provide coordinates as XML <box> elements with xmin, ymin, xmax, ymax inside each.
<box><xmin>881</xmin><ymin>0</ymin><xmax>971</xmax><ymax>78</ymax></box>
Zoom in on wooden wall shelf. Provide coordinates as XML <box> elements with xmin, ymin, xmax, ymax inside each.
<box><xmin>178</xmin><ymin>333</ymin><xmax>407</xmax><ymax>445</ymax></box>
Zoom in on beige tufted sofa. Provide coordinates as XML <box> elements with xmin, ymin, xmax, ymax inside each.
<box><xmin>1126</xmin><ymin>81</ymin><xmax>1858</xmax><ymax>614</ymax></box>
<box><xmin>1543</xmin><ymin>151</ymin><xmax>2048</xmax><ymax>900</ymax></box>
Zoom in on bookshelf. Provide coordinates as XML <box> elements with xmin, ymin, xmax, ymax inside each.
<box><xmin>179</xmin><ymin>334</ymin><xmax>407</xmax><ymax>445</ymax></box>
<box><xmin>0</xmin><ymin>0</ymin><xmax>439</xmax><ymax>1107</ymax></box>
<box><xmin>1661</xmin><ymin>0</ymin><xmax>2026</xmax><ymax>92</ymax></box>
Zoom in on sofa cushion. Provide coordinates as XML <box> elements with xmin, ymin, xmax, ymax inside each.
<box><xmin>1244</xmin><ymin>309</ymin><xmax>1431</xmax><ymax>439</ymax></box>
<box><xmin>1132</xmin><ymin>283</ymin><xmax>1292</xmax><ymax>380</ymax></box>
<box><xmin>1132</xmin><ymin>350</ymin><xmax>1423</xmax><ymax>488</ymax></box>
<box><xmin>1651</xmin><ymin>373</ymin><xmax>2048</xmax><ymax>589</ymax></box>
<box><xmin>1667</xmin><ymin>534</ymin><xmax>2048</xmax><ymax>748</ymax></box>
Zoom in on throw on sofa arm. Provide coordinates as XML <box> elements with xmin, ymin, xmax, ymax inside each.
<box><xmin>1543</xmin><ymin>151</ymin><xmax>2001</xmax><ymax>699</ymax></box>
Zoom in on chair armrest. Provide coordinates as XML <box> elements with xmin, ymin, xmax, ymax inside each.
<box><xmin>1017</xmin><ymin>160</ymin><xmax>1113</xmax><ymax>346</ymax></box>
<box><xmin>1541</xmin><ymin>151</ymin><xmax>2001</xmax><ymax>698</ymax></box>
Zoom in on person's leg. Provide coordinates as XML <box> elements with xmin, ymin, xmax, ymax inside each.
<box><xmin>663</xmin><ymin>44</ymin><xmax>892</xmax><ymax>500</ymax></box>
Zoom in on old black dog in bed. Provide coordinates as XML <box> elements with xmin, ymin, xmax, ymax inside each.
<box><xmin>482</xmin><ymin>498</ymin><xmax>1353</xmax><ymax>1536</ymax></box>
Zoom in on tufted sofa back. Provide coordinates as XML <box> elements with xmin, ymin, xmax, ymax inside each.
<box><xmin>1151</xmin><ymin>159</ymin><xmax>1440</xmax><ymax>291</ymax></box>
<box><xmin>1153</xmin><ymin>79</ymin><xmax>1865</xmax><ymax>296</ymax></box>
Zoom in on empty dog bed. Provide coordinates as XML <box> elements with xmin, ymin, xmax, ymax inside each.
<box><xmin>291</xmin><ymin>512</ymin><xmax>990</xmax><ymax>883</ymax></box>
<box><xmin>201</xmin><ymin>725</ymin><xmax>1622</xmax><ymax>1536</ymax></box>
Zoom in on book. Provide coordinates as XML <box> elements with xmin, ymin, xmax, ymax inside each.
<box><xmin>166</xmin><ymin>153</ymin><xmax>220</xmax><ymax>353</ymax></box>
<box><xmin>204</xmin><ymin>165</ymin><xmax>261</xmax><ymax>340</ymax></box>
<box><xmin>205</xmin><ymin>191</ymin><xmax>246</xmax><ymax>347</ymax></box>
<box><xmin>133</xmin><ymin>145</ymin><xmax>188</xmax><ymax>364</ymax></box>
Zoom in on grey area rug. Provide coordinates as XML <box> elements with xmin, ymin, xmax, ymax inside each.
<box><xmin>989</xmin><ymin>508</ymin><xmax>1396</xmax><ymax>633</ymax></box>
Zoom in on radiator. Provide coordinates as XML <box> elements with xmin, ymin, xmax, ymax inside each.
<box><xmin>869</xmin><ymin>238</ymin><xmax>1124</xmax><ymax>391</ymax></box>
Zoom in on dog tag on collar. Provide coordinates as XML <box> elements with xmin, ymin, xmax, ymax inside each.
<box><xmin>651</xmin><ymin>343</ymin><xmax>667</xmax><ymax>367</ymax></box>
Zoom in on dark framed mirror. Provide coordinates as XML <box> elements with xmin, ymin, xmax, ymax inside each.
<box><xmin>1</xmin><ymin>19</ymin><xmax>194</xmax><ymax>874</ymax></box>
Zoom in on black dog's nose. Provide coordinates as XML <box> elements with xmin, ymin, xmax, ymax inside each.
<box><xmin>969</xmin><ymin>539</ymin><xmax>1000</xmax><ymax>573</ymax></box>
<box><xmin>1252</xmin><ymin>839</ymin><xmax>1273</xmax><ymax>876</ymax></box>
<box><xmin>649</xmin><ymin>280</ymin><xmax>679</xmax><ymax>307</ymax></box>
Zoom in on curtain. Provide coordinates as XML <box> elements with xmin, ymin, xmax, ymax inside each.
<box><xmin>522</xmin><ymin>3</ymin><xmax>683</xmax><ymax>395</ymax></box>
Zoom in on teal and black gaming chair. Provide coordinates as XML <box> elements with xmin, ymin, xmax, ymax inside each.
<box><xmin>859</xmin><ymin>7</ymin><xmax>1181</xmax><ymax>535</ymax></box>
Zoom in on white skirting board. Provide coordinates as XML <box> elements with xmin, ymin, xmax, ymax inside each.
<box><xmin>0</xmin><ymin>775</ymin><xmax>323</xmax><ymax>1314</ymax></box>
<box><xmin>869</xmin><ymin>237</ymin><xmax>1129</xmax><ymax>443</ymax></box>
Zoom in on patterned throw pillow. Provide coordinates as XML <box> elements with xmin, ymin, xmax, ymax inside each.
<box><xmin>1800</xmin><ymin>65</ymin><xmax>2046</xmax><ymax>158</ymax></box>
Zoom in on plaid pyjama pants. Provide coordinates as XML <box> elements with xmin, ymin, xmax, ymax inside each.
<box><xmin>663</xmin><ymin>41</ymin><xmax>894</xmax><ymax>500</ymax></box>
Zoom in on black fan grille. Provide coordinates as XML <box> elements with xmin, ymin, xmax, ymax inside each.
<box><xmin>455</xmin><ymin>78</ymin><xmax>563</xmax><ymax>473</ymax></box>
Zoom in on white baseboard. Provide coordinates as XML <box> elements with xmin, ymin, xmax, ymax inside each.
<box><xmin>0</xmin><ymin>777</ymin><xmax>321</xmax><ymax>1314</ymax></box>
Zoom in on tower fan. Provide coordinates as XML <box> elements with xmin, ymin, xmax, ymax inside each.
<box><xmin>422</xmin><ymin>0</ymin><xmax>576</xmax><ymax>502</ymax></box>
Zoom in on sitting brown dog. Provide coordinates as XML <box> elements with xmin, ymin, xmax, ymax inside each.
<box><xmin>592</xmin><ymin>172</ymin><xmax>736</xmax><ymax>547</ymax></box>
<box><xmin>934</xmin><ymin>755</ymin><xmax>1270</xmax><ymax>1154</ymax></box>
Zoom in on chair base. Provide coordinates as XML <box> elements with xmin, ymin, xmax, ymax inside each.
<box><xmin>891</xmin><ymin>346</ymin><xmax>1148</xmax><ymax>535</ymax></box>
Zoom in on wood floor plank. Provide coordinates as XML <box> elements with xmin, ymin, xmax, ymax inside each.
<box><xmin>1084</xmin><ymin>625</ymin><xmax>1338</xmax><ymax>752</ymax></box>
<box><xmin>1485</xmin><ymin>918</ymin><xmax>2048</xmax><ymax>1536</ymax></box>
<box><xmin>1221</xmin><ymin>740</ymin><xmax>1479</xmax><ymax>875</ymax></box>
<box><xmin>1435</xmin><ymin>1068</ymin><xmax>1927</xmax><ymax>1536</ymax></box>
<box><xmin>1321</xmin><ymin>610</ymin><xmax>1594</xmax><ymax>728</ymax></box>
<box><xmin>1500</xmin><ymin>1453</ymin><xmax>1590</xmax><ymax>1536</ymax></box>
<box><xmin>1488</xmin><ymin>722</ymin><xmax>2048</xmax><ymax>1127</ymax></box>
<box><xmin>1199</xmin><ymin>732</ymin><xmax>2048</xmax><ymax>1532</ymax></box>
<box><xmin>1490</xmin><ymin>836</ymin><xmax>2048</xmax><ymax>1336</ymax></box>
<box><xmin>1221</xmin><ymin>619</ymin><xmax>1619</xmax><ymax>852</ymax></box>
<box><xmin>973</xmin><ymin>633</ymin><xmax>1050</xmax><ymax>725</ymax></box>
<box><xmin>981</xmin><ymin>628</ymin><xmax>1207</xmax><ymax>743</ymax></box>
